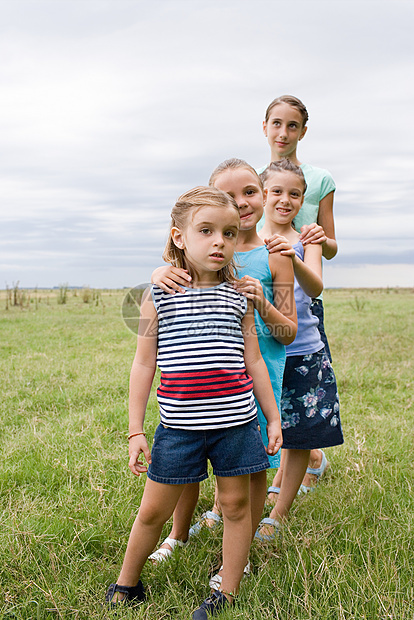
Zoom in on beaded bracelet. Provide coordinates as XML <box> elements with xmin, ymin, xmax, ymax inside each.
<box><xmin>127</xmin><ymin>432</ymin><xmax>146</xmax><ymax>440</ymax></box>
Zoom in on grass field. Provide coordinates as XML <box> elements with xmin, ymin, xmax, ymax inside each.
<box><xmin>0</xmin><ymin>287</ymin><xmax>413</xmax><ymax>619</ymax></box>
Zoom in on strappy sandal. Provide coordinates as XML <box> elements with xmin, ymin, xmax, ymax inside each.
<box><xmin>188</xmin><ymin>510</ymin><xmax>222</xmax><ymax>537</ymax></box>
<box><xmin>267</xmin><ymin>486</ymin><xmax>280</xmax><ymax>495</ymax></box>
<box><xmin>266</xmin><ymin>485</ymin><xmax>280</xmax><ymax>505</ymax></box>
<box><xmin>105</xmin><ymin>580</ymin><xmax>145</xmax><ymax>607</ymax></box>
<box><xmin>148</xmin><ymin>536</ymin><xmax>188</xmax><ymax>563</ymax></box>
<box><xmin>254</xmin><ymin>517</ymin><xmax>281</xmax><ymax>542</ymax></box>
<box><xmin>298</xmin><ymin>450</ymin><xmax>328</xmax><ymax>494</ymax></box>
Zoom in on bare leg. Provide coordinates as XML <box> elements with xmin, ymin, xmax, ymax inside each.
<box><xmin>214</xmin><ymin>470</ymin><xmax>266</xmax><ymax>546</ymax></box>
<box><xmin>249</xmin><ymin>470</ymin><xmax>267</xmax><ymax>539</ymax></box>
<box><xmin>269</xmin><ymin>448</ymin><xmax>326</xmax><ymax>504</ymax></box>
<box><xmin>271</xmin><ymin>449</ymin><xmax>310</xmax><ymax>521</ymax></box>
<box><xmin>210</xmin><ymin>481</ymin><xmax>222</xmax><ymax>519</ymax></box>
<box><xmin>301</xmin><ymin>448</ymin><xmax>324</xmax><ymax>488</ymax></box>
<box><xmin>157</xmin><ymin>479</ymin><xmax>221</xmax><ymax>556</ymax></box>
<box><xmin>267</xmin><ymin>449</ymin><xmax>286</xmax><ymax>505</ymax></box>
<box><xmin>116</xmin><ymin>479</ymin><xmax>184</xmax><ymax>593</ymax></box>
<box><xmin>173</xmin><ymin>479</ymin><xmax>221</xmax><ymax>537</ymax></box>
<box><xmin>216</xmin><ymin>474</ymin><xmax>251</xmax><ymax>601</ymax></box>
<box><xmin>258</xmin><ymin>450</ymin><xmax>310</xmax><ymax>538</ymax></box>
<box><xmin>159</xmin><ymin>482</ymin><xmax>200</xmax><ymax>550</ymax></box>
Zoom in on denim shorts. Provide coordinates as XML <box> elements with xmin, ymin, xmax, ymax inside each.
<box><xmin>147</xmin><ymin>418</ymin><xmax>270</xmax><ymax>485</ymax></box>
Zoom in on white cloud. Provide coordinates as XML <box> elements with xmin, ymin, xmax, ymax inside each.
<box><xmin>324</xmin><ymin>263</ymin><xmax>414</xmax><ymax>289</ymax></box>
<box><xmin>0</xmin><ymin>0</ymin><xmax>414</xmax><ymax>288</ymax></box>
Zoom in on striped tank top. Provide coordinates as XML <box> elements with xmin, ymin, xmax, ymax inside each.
<box><xmin>151</xmin><ymin>282</ymin><xmax>257</xmax><ymax>430</ymax></box>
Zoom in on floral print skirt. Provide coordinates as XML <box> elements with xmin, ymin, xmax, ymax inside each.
<box><xmin>280</xmin><ymin>349</ymin><xmax>344</xmax><ymax>450</ymax></box>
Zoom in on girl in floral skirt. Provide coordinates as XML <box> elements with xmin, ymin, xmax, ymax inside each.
<box><xmin>255</xmin><ymin>159</ymin><xmax>343</xmax><ymax>540</ymax></box>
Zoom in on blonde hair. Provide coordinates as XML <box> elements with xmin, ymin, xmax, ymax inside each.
<box><xmin>163</xmin><ymin>186</ymin><xmax>240</xmax><ymax>284</ymax></box>
<box><xmin>208</xmin><ymin>158</ymin><xmax>263</xmax><ymax>191</ymax></box>
<box><xmin>264</xmin><ymin>95</ymin><xmax>309</xmax><ymax>127</ymax></box>
<box><xmin>260</xmin><ymin>159</ymin><xmax>307</xmax><ymax>194</ymax></box>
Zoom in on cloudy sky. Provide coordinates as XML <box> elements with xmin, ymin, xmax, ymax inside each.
<box><xmin>1</xmin><ymin>0</ymin><xmax>413</xmax><ymax>289</ymax></box>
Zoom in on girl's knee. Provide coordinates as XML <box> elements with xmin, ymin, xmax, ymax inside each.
<box><xmin>138</xmin><ymin>499</ymin><xmax>172</xmax><ymax>529</ymax></box>
<box><xmin>219</xmin><ymin>492</ymin><xmax>250</xmax><ymax>521</ymax></box>
<box><xmin>217</xmin><ymin>474</ymin><xmax>250</xmax><ymax>521</ymax></box>
<box><xmin>137</xmin><ymin>507</ymin><xmax>164</xmax><ymax>529</ymax></box>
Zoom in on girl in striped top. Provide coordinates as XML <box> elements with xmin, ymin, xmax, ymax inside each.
<box><xmin>105</xmin><ymin>186</ymin><xmax>282</xmax><ymax>619</ymax></box>
<box><xmin>150</xmin><ymin>160</ymin><xmax>297</xmax><ymax>586</ymax></box>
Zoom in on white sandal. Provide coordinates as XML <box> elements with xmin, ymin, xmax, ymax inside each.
<box><xmin>148</xmin><ymin>536</ymin><xmax>188</xmax><ymax>564</ymax></box>
<box><xmin>209</xmin><ymin>561</ymin><xmax>250</xmax><ymax>590</ymax></box>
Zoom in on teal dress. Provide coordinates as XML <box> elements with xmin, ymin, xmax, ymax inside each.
<box><xmin>236</xmin><ymin>245</ymin><xmax>286</xmax><ymax>468</ymax></box>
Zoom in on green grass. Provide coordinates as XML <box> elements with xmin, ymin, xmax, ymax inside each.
<box><xmin>0</xmin><ymin>288</ymin><xmax>413</xmax><ymax>619</ymax></box>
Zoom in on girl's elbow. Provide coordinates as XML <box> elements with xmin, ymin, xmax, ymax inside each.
<box><xmin>132</xmin><ymin>357</ymin><xmax>157</xmax><ymax>375</ymax></box>
<box><xmin>324</xmin><ymin>250</ymin><xmax>337</xmax><ymax>260</ymax></box>
<box><xmin>245</xmin><ymin>356</ymin><xmax>264</xmax><ymax>377</ymax></box>
<box><xmin>314</xmin><ymin>282</ymin><xmax>324</xmax><ymax>297</ymax></box>
<box><xmin>281</xmin><ymin>322</ymin><xmax>297</xmax><ymax>345</ymax></box>
<box><xmin>323</xmin><ymin>241</ymin><xmax>338</xmax><ymax>260</ymax></box>
<box><xmin>308</xmin><ymin>277</ymin><xmax>323</xmax><ymax>298</ymax></box>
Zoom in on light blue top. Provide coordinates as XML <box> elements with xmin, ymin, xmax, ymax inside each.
<box><xmin>286</xmin><ymin>241</ymin><xmax>324</xmax><ymax>357</ymax></box>
<box><xmin>236</xmin><ymin>244</ymin><xmax>286</xmax><ymax>468</ymax></box>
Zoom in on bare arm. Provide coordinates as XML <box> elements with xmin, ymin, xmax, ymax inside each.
<box><xmin>151</xmin><ymin>265</ymin><xmax>192</xmax><ymax>294</ymax></box>
<box><xmin>242</xmin><ymin>302</ymin><xmax>283</xmax><ymax>456</ymax></box>
<box><xmin>268</xmin><ymin>251</ymin><xmax>297</xmax><ymax>345</ymax></box>
<box><xmin>292</xmin><ymin>244</ymin><xmax>323</xmax><ymax>298</ymax></box>
<box><xmin>236</xmin><ymin>249</ymin><xmax>297</xmax><ymax>345</ymax></box>
<box><xmin>299</xmin><ymin>191</ymin><xmax>337</xmax><ymax>259</ymax></box>
<box><xmin>271</xmin><ymin>252</ymin><xmax>297</xmax><ymax>342</ymax></box>
<box><xmin>264</xmin><ymin>233</ymin><xmax>322</xmax><ymax>300</ymax></box>
<box><xmin>128</xmin><ymin>289</ymin><xmax>158</xmax><ymax>476</ymax></box>
<box><xmin>235</xmin><ymin>272</ymin><xmax>296</xmax><ymax>346</ymax></box>
<box><xmin>317</xmin><ymin>191</ymin><xmax>337</xmax><ymax>259</ymax></box>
